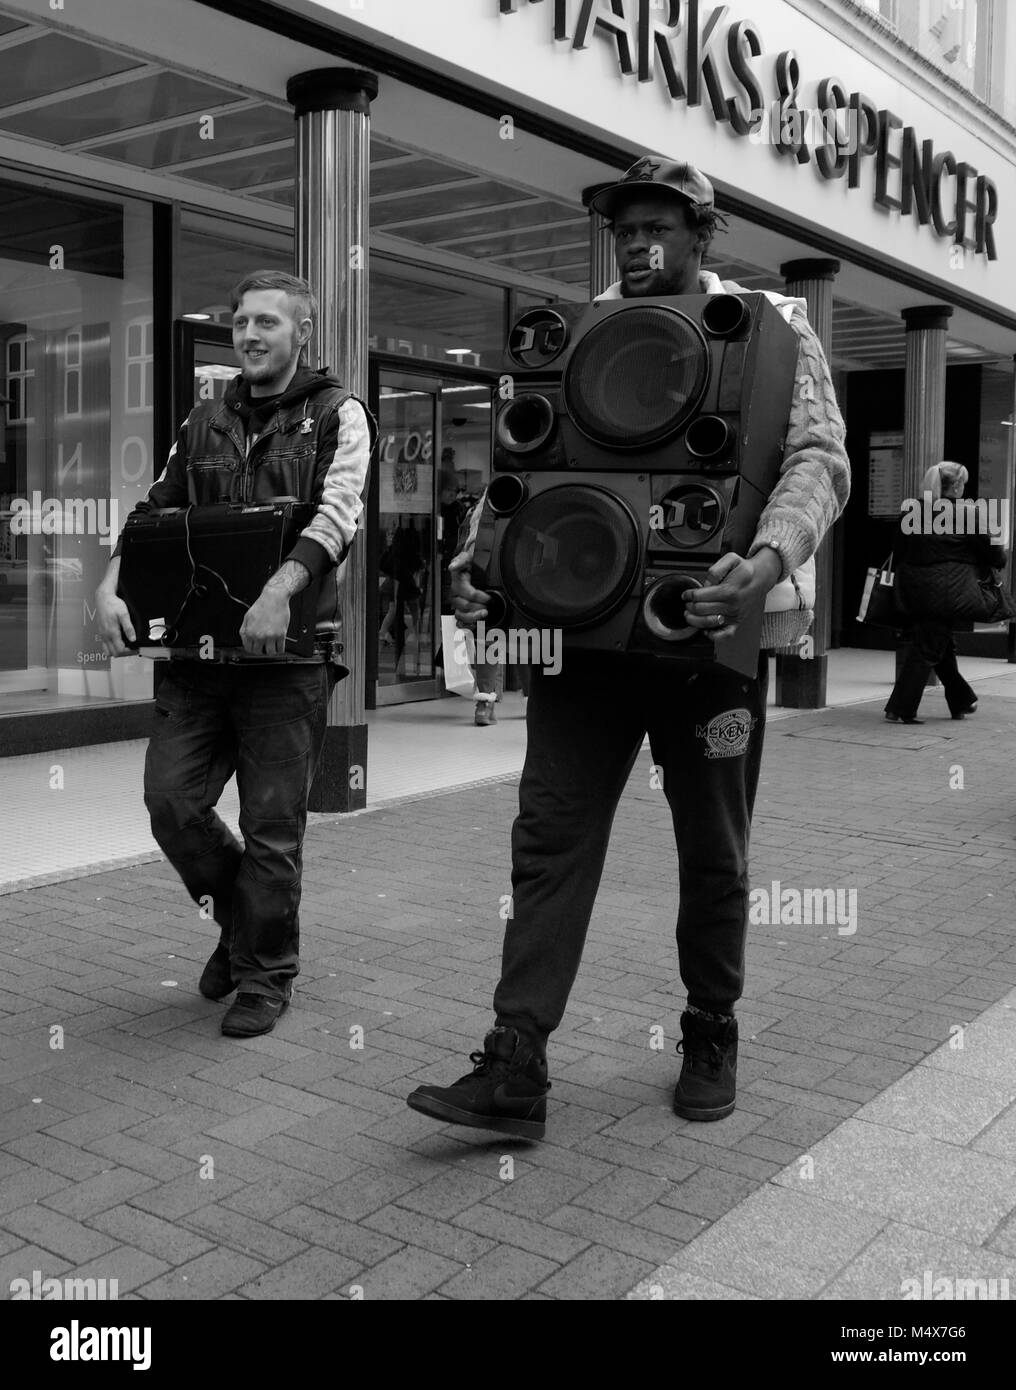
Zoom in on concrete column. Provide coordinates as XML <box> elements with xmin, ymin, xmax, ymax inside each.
<box><xmin>287</xmin><ymin>66</ymin><xmax>378</xmax><ymax>812</ymax></box>
<box><xmin>581</xmin><ymin>183</ymin><xmax>617</xmax><ymax>298</ymax></box>
<box><xmin>894</xmin><ymin>305</ymin><xmax>953</xmax><ymax>685</ymax></box>
<box><xmin>902</xmin><ymin>305</ymin><xmax>953</xmax><ymax>499</ymax></box>
<box><xmin>774</xmin><ymin>258</ymin><xmax>841</xmax><ymax>709</ymax></box>
<box><xmin>1006</xmin><ymin>354</ymin><xmax>1016</xmax><ymax>663</ymax></box>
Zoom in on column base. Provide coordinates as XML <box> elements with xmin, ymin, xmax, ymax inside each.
<box><xmin>774</xmin><ymin>652</ymin><xmax>828</xmax><ymax>708</ymax></box>
<box><xmin>309</xmin><ymin>723</ymin><xmax>368</xmax><ymax>812</ymax></box>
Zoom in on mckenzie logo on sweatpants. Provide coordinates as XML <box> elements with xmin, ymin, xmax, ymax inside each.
<box><xmin>695</xmin><ymin>708</ymin><xmax>756</xmax><ymax>759</ymax></box>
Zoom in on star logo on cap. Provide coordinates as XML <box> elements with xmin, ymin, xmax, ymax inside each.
<box><xmin>624</xmin><ymin>157</ymin><xmax>661</xmax><ymax>183</ymax></box>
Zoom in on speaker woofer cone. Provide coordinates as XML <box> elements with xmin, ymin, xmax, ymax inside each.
<box><xmin>499</xmin><ymin>485</ymin><xmax>641</xmax><ymax>628</ymax></box>
<box><xmin>563</xmin><ymin>306</ymin><xmax>709</xmax><ymax>448</ymax></box>
<box><xmin>495</xmin><ymin>393</ymin><xmax>555</xmax><ymax>454</ymax></box>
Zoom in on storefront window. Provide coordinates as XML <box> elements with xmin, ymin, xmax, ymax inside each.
<box><xmin>370</xmin><ymin>260</ymin><xmax>505</xmax><ymax>372</ymax></box>
<box><xmin>977</xmin><ymin>363</ymin><xmax>1015</xmax><ymax>558</ymax></box>
<box><xmin>377</xmin><ymin>381</ymin><xmax>437</xmax><ymax>694</ymax></box>
<box><xmin>883</xmin><ymin>0</ymin><xmax>1011</xmax><ymax>122</ymax></box>
<box><xmin>177</xmin><ymin>212</ymin><xmax>293</xmax><ymax>321</ymax></box>
<box><xmin>0</xmin><ymin>176</ymin><xmax>152</xmax><ymax>706</ymax></box>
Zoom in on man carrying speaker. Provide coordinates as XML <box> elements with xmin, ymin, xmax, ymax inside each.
<box><xmin>408</xmin><ymin>159</ymin><xmax>850</xmax><ymax>1135</ymax></box>
<box><xmin>94</xmin><ymin>270</ymin><xmax>375</xmax><ymax>1038</ymax></box>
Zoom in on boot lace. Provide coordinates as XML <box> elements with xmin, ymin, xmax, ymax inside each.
<box><xmin>676</xmin><ymin>1036</ymin><xmax>725</xmax><ymax>1075</ymax></box>
<box><xmin>466</xmin><ymin>1044</ymin><xmax>550</xmax><ymax>1090</ymax></box>
<box><xmin>468</xmin><ymin>1048</ymin><xmax>500</xmax><ymax>1076</ymax></box>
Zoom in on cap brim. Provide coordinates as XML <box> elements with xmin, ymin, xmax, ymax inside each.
<box><xmin>589</xmin><ymin>183</ymin><xmax>699</xmax><ymax>220</ymax></box>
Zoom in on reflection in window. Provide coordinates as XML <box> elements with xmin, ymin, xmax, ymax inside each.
<box><xmin>64</xmin><ymin>328</ymin><xmax>82</xmax><ymax>418</ymax></box>
<box><xmin>125</xmin><ymin>317</ymin><xmax>153</xmax><ymax>412</ymax></box>
<box><xmin>6</xmin><ymin>334</ymin><xmax>34</xmax><ymax>422</ymax></box>
<box><xmin>857</xmin><ymin>0</ymin><xmax>898</xmax><ymax>26</ymax></box>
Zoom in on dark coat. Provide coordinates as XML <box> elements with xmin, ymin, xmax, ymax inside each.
<box><xmin>893</xmin><ymin>505</ymin><xmax>1006</xmax><ymax>625</ymax></box>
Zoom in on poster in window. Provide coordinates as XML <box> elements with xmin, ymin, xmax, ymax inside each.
<box><xmin>868</xmin><ymin>431</ymin><xmax>904</xmax><ymax>519</ymax></box>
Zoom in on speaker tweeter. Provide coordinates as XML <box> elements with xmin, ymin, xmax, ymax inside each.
<box><xmin>701</xmin><ymin>294</ymin><xmax>751</xmax><ymax>337</ymax></box>
<box><xmin>487</xmin><ymin>474</ymin><xmax>529</xmax><ymax>516</ymax></box>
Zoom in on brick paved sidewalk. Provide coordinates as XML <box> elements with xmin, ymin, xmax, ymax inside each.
<box><xmin>2</xmin><ymin>695</ymin><xmax>1015</xmax><ymax>1301</ymax></box>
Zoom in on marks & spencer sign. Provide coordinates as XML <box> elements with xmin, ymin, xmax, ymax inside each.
<box><xmin>499</xmin><ymin>0</ymin><xmax>999</xmax><ymax>260</ymax></box>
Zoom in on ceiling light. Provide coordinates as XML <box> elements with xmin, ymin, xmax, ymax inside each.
<box><xmin>183</xmin><ymin>312</ymin><xmax>212</xmax><ymax>321</ymax></box>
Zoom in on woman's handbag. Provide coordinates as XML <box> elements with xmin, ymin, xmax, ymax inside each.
<box><xmin>857</xmin><ymin>555</ymin><xmax>908</xmax><ymax>628</ymax></box>
<box><xmin>958</xmin><ymin>567</ymin><xmax>1016</xmax><ymax>624</ymax></box>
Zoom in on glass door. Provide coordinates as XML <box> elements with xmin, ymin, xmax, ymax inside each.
<box><xmin>174</xmin><ymin>319</ymin><xmax>235</xmax><ymax>422</ymax></box>
<box><xmin>375</xmin><ymin>373</ymin><xmax>440</xmax><ymax>704</ymax></box>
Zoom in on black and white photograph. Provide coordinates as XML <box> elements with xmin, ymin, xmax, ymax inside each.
<box><xmin>0</xmin><ymin>0</ymin><xmax>1014</xmax><ymax>1355</ymax></box>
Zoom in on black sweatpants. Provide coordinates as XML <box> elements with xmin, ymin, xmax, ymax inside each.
<box><xmin>493</xmin><ymin>651</ymin><xmax>769</xmax><ymax>1051</ymax></box>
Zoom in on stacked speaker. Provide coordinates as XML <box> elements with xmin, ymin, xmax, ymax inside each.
<box><xmin>470</xmin><ymin>292</ymin><xmax>800</xmax><ymax>677</ymax></box>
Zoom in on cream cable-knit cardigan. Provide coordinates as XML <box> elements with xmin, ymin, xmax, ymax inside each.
<box><xmin>458</xmin><ymin>270</ymin><xmax>851</xmax><ymax>651</ymax></box>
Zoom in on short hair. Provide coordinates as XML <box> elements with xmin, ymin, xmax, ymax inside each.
<box><xmin>922</xmin><ymin>462</ymin><xmax>969</xmax><ymax>500</ymax></box>
<box><xmin>229</xmin><ymin>270</ymin><xmax>318</xmax><ymax>335</ymax></box>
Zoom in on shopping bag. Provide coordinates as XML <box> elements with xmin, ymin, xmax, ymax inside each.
<box><xmin>976</xmin><ymin>570</ymin><xmax>1016</xmax><ymax>623</ymax></box>
<box><xmin>440</xmin><ymin>614</ymin><xmax>476</xmax><ymax>697</ymax></box>
<box><xmin>857</xmin><ymin>557</ymin><xmax>907</xmax><ymax>628</ymax></box>
<box><xmin>954</xmin><ymin>567</ymin><xmax>1016</xmax><ymax>624</ymax></box>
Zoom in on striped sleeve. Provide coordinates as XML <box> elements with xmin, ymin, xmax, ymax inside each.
<box><xmin>287</xmin><ymin>396</ymin><xmax>373</xmax><ymax>577</ymax></box>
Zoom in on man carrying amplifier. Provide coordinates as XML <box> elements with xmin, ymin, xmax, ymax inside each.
<box><xmin>96</xmin><ymin>270</ymin><xmax>375</xmax><ymax>1038</ymax></box>
<box><xmin>408</xmin><ymin>158</ymin><xmax>851</xmax><ymax>1135</ymax></box>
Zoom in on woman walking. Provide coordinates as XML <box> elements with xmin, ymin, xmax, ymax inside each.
<box><xmin>885</xmin><ymin>462</ymin><xmax>1008</xmax><ymax>724</ymax></box>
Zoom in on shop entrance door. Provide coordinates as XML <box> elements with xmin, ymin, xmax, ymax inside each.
<box><xmin>372</xmin><ymin>369</ymin><xmax>495</xmax><ymax>706</ymax></box>
<box><xmin>173</xmin><ymin>319</ymin><xmax>235</xmax><ymax>424</ymax></box>
<box><xmin>374</xmin><ymin>372</ymin><xmax>441</xmax><ymax>704</ymax></box>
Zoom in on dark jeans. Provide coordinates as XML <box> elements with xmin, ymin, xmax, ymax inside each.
<box><xmin>144</xmin><ymin>660</ymin><xmax>340</xmax><ymax>999</ymax></box>
<box><xmin>493</xmin><ymin>652</ymin><xmax>769</xmax><ymax>1052</ymax></box>
<box><xmin>886</xmin><ymin>622</ymin><xmax>975</xmax><ymax>720</ymax></box>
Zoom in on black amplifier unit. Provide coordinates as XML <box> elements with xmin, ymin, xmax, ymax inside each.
<box><xmin>471</xmin><ymin>293</ymin><xmax>800</xmax><ymax>678</ymax></box>
<box><xmin>117</xmin><ymin>500</ymin><xmax>321</xmax><ymax>659</ymax></box>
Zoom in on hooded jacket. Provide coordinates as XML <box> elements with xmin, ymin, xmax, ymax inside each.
<box><xmin>457</xmin><ymin>270</ymin><xmax>850</xmax><ymax>651</ymax></box>
<box><xmin>114</xmin><ymin>366</ymin><xmax>376</xmax><ymax>651</ymax></box>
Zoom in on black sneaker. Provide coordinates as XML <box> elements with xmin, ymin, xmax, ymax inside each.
<box><xmin>673</xmin><ymin>1010</ymin><xmax>738</xmax><ymax>1121</ymax></box>
<box><xmin>198</xmin><ymin>943</ymin><xmax>235</xmax><ymax>1001</ymax></box>
<box><xmin>407</xmin><ymin>1027</ymin><xmax>549</xmax><ymax>1140</ymax></box>
<box><xmin>221</xmin><ymin>992</ymin><xmax>289</xmax><ymax>1038</ymax></box>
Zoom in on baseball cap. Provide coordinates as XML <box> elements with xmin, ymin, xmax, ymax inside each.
<box><xmin>588</xmin><ymin>157</ymin><xmax>715</xmax><ymax>220</ymax></box>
